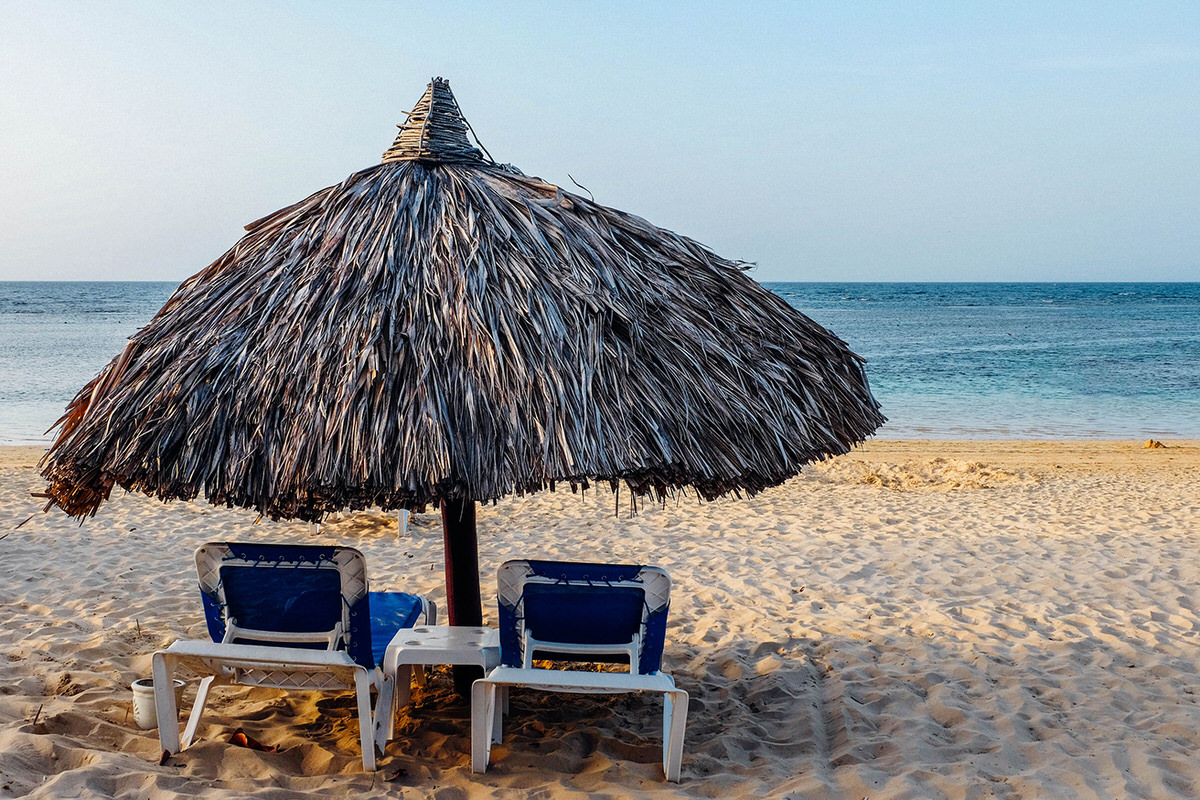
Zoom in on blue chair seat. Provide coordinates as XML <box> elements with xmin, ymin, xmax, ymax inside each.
<box><xmin>369</xmin><ymin>591</ymin><xmax>427</xmax><ymax>668</ymax></box>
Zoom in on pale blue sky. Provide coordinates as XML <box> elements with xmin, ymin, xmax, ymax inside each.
<box><xmin>2</xmin><ymin>1</ymin><xmax>1197</xmax><ymax>282</ymax></box>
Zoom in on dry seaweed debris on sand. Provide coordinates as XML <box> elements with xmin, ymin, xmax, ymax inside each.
<box><xmin>39</xmin><ymin>77</ymin><xmax>885</xmax><ymax>523</ymax></box>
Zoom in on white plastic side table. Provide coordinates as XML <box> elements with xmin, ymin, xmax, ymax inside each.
<box><xmin>375</xmin><ymin>625</ymin><xmax>500</xmax><ymax>751</ymax></box>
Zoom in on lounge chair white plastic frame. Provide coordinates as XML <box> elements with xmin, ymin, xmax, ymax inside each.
<box><xmin>471</xmin><ymin>560</ymin><xmax>688</xmax><ymax>781</ymax></box>
<box><xmin>152</xmin><ymin>542</ymin><xmax>434</xmax><ymax>770</ymax></box>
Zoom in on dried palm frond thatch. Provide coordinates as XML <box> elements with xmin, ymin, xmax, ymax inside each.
<box><xmin>41</xmin><ymin>78</ymin><xmax>884</xmax><ymax>523</ymax></box>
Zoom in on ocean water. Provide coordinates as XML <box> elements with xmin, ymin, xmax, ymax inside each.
<box><xmin>0</xmin><ymin>282</ymin><xmax>177</xmax><ymax>445</ymax></box>
<box><xmin>767</xmin><ymin>282</ymin><xmax>1200</xmax><ymax>439</ymax></box>
<box><xmin>0</xmin><ymin>281</ymin><xmax>1197</xmax><ymax>445</ymax></box>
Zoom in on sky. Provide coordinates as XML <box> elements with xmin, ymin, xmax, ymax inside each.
<box><xmin>1</xmin><ymin>1</ymin><xmax>1197</xmax><ymax>283</ymax></box>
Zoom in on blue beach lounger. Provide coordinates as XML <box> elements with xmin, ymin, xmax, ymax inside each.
<box><xmin>470</xmin><ymin>559</ymin><xmax>688</xmax><ymax>781</ymax></box>
<box><xmin>151</xmin><ymin>542</ymin><xmax>434</xmax><ymax>770</ymax></box>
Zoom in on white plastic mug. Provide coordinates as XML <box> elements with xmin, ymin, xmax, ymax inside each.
<box><xmin>131</xmin><ymin>678</ymin><xmax>185</xmax><ymax>730</ymax></box>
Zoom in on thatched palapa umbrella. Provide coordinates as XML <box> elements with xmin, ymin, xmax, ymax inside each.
<box><xmin>41</xmin><ymin>79</ymin><xmax>885</xmax><ymax>652</ymax></box>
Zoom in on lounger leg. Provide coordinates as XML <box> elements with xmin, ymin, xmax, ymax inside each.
<box><xmin>490</xmin><ymin>684</ymin><xmax>504</xmax><ymax>743</ymax></box>
<box><xmin>374</xmin><ymin>672</ymin><xmax>395</xmax><ymax>755</ymax></box>
<box><xmin>662</xmin><ymin>688</ymin><xmax>688</xmax><ymax>782</ymax></box>
<box><xmin>151</xmin><ymin>653</ymin><xmax>180</xmax><ymax>754</ymax></box>
<box><xmin>395</xmin><ymin>664</ymin><xmax>412</xmax><ymax>708</ymax></box>
<box><xmin>470</xmin><ymin>680</ymin><xmax>496</xmax><ymax>773</ymax></box>
<box><xmin>181</xmin><ymin>675</ymin><xmax>215</xmax><ymax>749</ymax></box>
<box><xmin>355</xmin><ymin>670</ymin><xmax>376</xmax><ymax>771</ymax></box>
<box><xmin>409</xmin><ymin>604</ymin><xmax>436</xmax><ymax>689</ymax></box>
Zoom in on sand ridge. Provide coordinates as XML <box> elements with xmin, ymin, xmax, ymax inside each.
<box><xmin>1</xmin><ymin>440</ymin><xmax>1198</xmax><ymax>798</ymax></box>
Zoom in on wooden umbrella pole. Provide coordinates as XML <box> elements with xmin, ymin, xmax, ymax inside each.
<box><xmin>441</xmin><ymin>496</ymin><xmax>484</xmax><ymax>696</ymax></box>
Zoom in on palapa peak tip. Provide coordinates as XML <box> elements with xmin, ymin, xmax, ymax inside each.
<box><xmin>382</xmin><ymin>77</ymin><xmax>486</xmax><ymax>165</ymax></box>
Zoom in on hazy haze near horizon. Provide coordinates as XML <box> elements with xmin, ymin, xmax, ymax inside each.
<box><xmin>2</xmin><ymin>2</ymin><xmax>1197</xmax><ymax>284</ymax></box>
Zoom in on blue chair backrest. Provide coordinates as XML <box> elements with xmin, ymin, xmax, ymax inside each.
<box><xmin>496</xmin><ymin>560</ymin><xmax>671</xmax><ymax>675</ymax></box>
<box><xmin>195</xmin><ymin>542</ymin><xmax>377</xmax><ymax>670</ymax></box>
<box><xmin>219</xmin><ymin>563</ymin><xmax>343</xmax><ymax>634</ymax></box>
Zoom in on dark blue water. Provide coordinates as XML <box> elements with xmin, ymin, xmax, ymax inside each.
<box><xmin>1</xmin><ymin>282</ymin><xmax>1197</xmax><ymax>444</ymax></box>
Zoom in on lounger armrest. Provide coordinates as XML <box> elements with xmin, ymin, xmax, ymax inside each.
<box><xmin>477</xmin><ymin>666</ymin><xmax>677</xmax><ymax>694</ymax></box>
<box><xmin>158</xmin><ymin>640</ymin><xmax>365</xmax><ymax>689</ymax></box>
<box><xmin>222</xmin><ymin>623</ymin><xmax>344</xmax><ymax>649</ymax></box>
<box><xmin>523</xmin><ymin>631</ymin><xmax>640</xmax><ymax>672</ymax></box>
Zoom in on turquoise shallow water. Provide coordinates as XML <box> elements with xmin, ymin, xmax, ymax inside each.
<box><xmin>767</xmin><ymin>282</ymin><xmax>1200</xmax><ymax>439</ymax></box>
<box><xmin>1</xmin><ymin>281</ymin><xmax>1197</xmax><ymax>444</ymax></box>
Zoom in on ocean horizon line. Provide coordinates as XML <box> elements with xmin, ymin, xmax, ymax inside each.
<box><xmin>4</xmin><ymin>278</ymin><xmax>1198</xmax><ymax>286</ymax></box>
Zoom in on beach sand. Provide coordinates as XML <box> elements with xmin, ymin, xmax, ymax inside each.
<box><xmin>1</xmin><ymin>440</ymin><xmax>1198</xmax><ymax>799</ymax></box>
